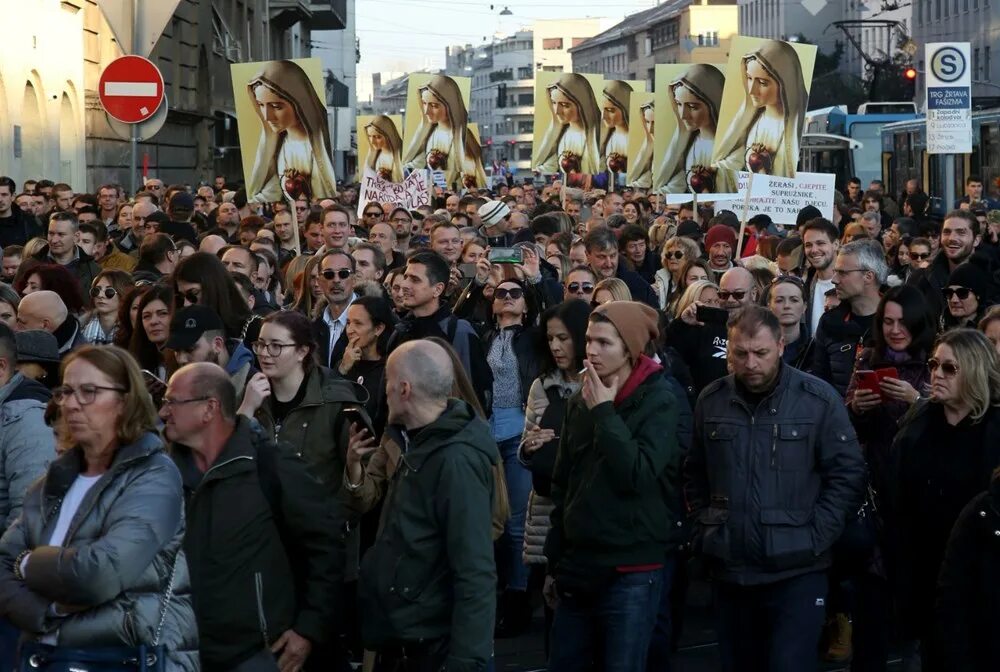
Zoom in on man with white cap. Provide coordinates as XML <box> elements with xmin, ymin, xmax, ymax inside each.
<box><xmin>478</xmin><ymin>200</ymin><xmax>516</xmax><ymax>248</ymax></box>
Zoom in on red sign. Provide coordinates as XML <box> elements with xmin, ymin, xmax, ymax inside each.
<box><xmin>99</xmin><ymin>55</ymin><xmax>164</xmax><ymax>124</ymax></box>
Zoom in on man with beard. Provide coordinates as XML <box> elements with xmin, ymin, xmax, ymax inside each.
<box><xmin>686</xmin><ymin>305</ymin><xmax>863</xmax><ymax>672</ymax></box>
<box><xmin>800</xmin><ymin>218</ymin><xmax>840</xmax><ymax>337</ymax></box>
<box><xmin>705</xmin><ymin>224</ymin><xmax>737</xmax><ymax>282</ymax></box>
<box><xmin>908</xmin><ymin>210</ymin><xmax>985</xmax><ymax>323</ymax></box>
<box><xmin>167</xmin><ymin>306</ymin><xmax>256</xmax><ymax>403</ymax></box>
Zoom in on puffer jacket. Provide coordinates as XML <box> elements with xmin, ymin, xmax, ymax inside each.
<box><xmin>810</xmin><ymin>303</ymin><xmax>876</xmax><ymax>397</ymax></box>
<box><xmin>935</xmin><ymin>474</ymin><xmax>1000</xmax><ymax>672</ymax></box>
<box><xmin>0</xmin><ymin>433</ymin><xmax>198</xmax><ymax>671</ymax></box>
<box><xmin>0</xmin><ymin>374</ymin><xmax>56</xmax><ymax>532</ymax></box>
<box><xmin>685</xmin><ymin>364</ymin><xmax>865</xmax><ymax>586</ymax></box>
<box><xmin>518</xmin><ymin>371</ymin><xmax>580</xmax><ymax>566</ymax></box>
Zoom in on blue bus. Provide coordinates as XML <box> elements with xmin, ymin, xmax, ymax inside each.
<box><xmin>799</xmin><ymin>102</ymin><xmax>919</xmax><ymax>192</ymax></box>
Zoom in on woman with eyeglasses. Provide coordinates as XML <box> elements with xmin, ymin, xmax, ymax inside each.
<box><xmin>764</xmin><ymin>275</ymin><xmax>812</xmax><ymax>369</ymax></box>
<box><xmin>81</xmin><ymin>270</ymin><xmax>133</xmax><ymax>345</ymax></box>
<box><xmin>891</xmin><ymin>329</ymin><xmax>1000</xmax><ymax>672</ymax></box>
<box><xmin>654</xmin><ymin>236</ymin><xmax>700</xmax><ymax>312</ymax></box>
<box><xmin>0</xmin><ymin>345</ymin><xmax>198</xmax><ymax>670</ymax></box>
<box><xmin>172</xmin><ymin>252</ymin><xmax>254</xmax><ymax>345</ymax></box>
<box><xmin>940</xmin><ymin>262</ymin><xmax>994</xmax><ymax>332</ymax></box>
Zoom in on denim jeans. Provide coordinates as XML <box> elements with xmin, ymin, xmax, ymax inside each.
<box><xmin>497</xmin><ymin>434</ymin><xmax>531</xmax><ymax>591</ymax></box>
<box><xmin>548</xmin><ymin>569</ymin><xmax>664</xmax><ymax>672</ymax></box>
<box><xmin>715</xmin><ymin>571</ymin><xmax>828</xmax><ymax>672</ymax></box>
<box><xmin>646</xmin><ymin>558</ymin><xmax>678</xmax><ymax>672</ymax></box>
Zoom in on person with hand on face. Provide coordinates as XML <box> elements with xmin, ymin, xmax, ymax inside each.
<box><xmin>163</xmin><ymin>362</ymin><xmax>345</xmax><ymax>672</ymax></box>
<box><xmin>545</xmin><ymin>301</ymin><xmax>680</xmax><ymax>672</ymax></box>
<box><xmin>337</xmin><ymin>296</ymin><xmax>396</xmax><ymax>437</ymax></box>
<box><xmin>891</xmin><ymin>329</ymin><xmax>1000</xmax><ymax>672</ymax></box>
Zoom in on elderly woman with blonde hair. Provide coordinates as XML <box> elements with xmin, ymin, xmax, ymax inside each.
<box><xmin>653</xmin><ymin>235</ymin><xmax>700</xmax><ymax>310</ymax></box>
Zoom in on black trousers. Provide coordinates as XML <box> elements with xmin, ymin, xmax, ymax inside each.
<box><xmin>372</xmin><ymin>638</ymin><xmax>448</xmax><ymax>672</ymax></box>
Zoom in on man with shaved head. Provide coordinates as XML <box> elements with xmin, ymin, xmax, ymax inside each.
<box><xmin>15</xmin><ymin>290</ymin><xmax>84</xmax><ymax>355</ymax></box>
<box><xmin>357</xmin><ymin>340</ymin><xmax>498</xmax><ymax>671</ymax></box>
<box><xmin>162</xmin><ymin>362</ymin><xmax>344</xmax><ymax>672</ymax></box>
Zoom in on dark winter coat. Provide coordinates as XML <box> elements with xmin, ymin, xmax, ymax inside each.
<box><xmin>811</xmin><ymin>302</ymin><xmax>876</xmax><ymax>397</ymax></box>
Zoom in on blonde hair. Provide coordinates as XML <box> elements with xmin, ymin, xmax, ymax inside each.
<box><xmin>662</xmin><ymin>235</ymin><xmax>700</xmax><ymax>267</ymax></box>
<box><xmin>934</xmin><ymin>328</ymin><xmax>1000</xmax><ymax>421</ymax></box>
<box><xmin>674</xmin><ymin>279</ymin><xmax>720</xmax><ymax>317</ymax></box>
<box><xmin>593</xmin><ymin>277</ymin><xmax>632</xmax><ymax>303</ymax></box>
<box><xmin>23</xmin><ymin>237</ymin><xmax>47</xmax><ymax>259</ymax></box>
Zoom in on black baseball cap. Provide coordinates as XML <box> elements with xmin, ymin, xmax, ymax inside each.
<box><xmin>166</xmin><ymin>306</ymin><xmax>224</xmax><ymax>350</ymax></box>
<box><xmin>676</xmin><ymin>219</ymin><xmax>702</xmax><ymax>239</ymax></box>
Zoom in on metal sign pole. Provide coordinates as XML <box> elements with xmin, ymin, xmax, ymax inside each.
<box><xmin>129</xmin><ymin>0</ymin><xmax>139</xmax><ymax>196</ymax></box>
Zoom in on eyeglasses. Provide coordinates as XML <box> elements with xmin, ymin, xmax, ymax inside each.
<box><xmin>321</xmin><ymin>268</ymin><xmax>353</xmax><ymax>281</ymax></box>
<box><xmin>717</xmin><ymin>290</ymin><xmax>748</xmax><ymax>301</ymax></box>
<box><xmin>161</xmin><ymin>396</ymin><xmax>209</xmax><ymax>409</ymax></box>
<box><xmin>90</xmin><ymin>286</ymin><xmax>118</xmax><ymax>299</ymax></box>
<box><xmin>52</xmin><ymin>384</ymin><xmax>125</xmax><ymax>406</ymax></box>
<box><xmin>566</xmin><ymin>282</ymin><xmax>594</xmax><ymax>294</ymax></box>
<box><xmin>391</xmin><ymin>217</ymin><xmax>412</xmax><ymax>225</ymax></box>
<box><xmin>927</xmin><ymin>358</ymin><xmax>960</xmax><ymax>377</ymax></box>
<box><xmin>364</xmin><ymin>211</ymin><xmax>382</xmax><ymax>218</ymax></box>
<box><xmin>295</xmin><ymin>205</ymin><xmax>309</xmax><ymax>211</ymax></box>
<box><xmin>181</xmin><ymin>290</ymin><xmax>200</xmax><ymax>305</ymax></box>
<box><xmin>910</xmin><ymin>252</ymin><xmax>932</xmax><ymax>261</ymax></box>
<box><xmin>494</xmin><ymin>287</ymin><xmax>524</xmax><ymax>301</ymax></box>
<box><xmin>943</xmin><ymin>287</ymin><xmax>974</xmax><ymax>301</ymax></box>
<box><xmin>252</xmin><ymin>341</ymin><xmax>298</xmax><ymax>357</ymax></box>
<box><xmin>833</xmin><ymin>268</ymin><xmax>868</xmax><ymax>277</ymax></box>
<box><xmin>664</xmin><ymin>251</ymin><xmax>685</xmax><ymax>260</ymax></box>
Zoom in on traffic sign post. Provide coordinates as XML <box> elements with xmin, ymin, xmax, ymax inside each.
<box><xmin>926</xmin><ymin>43</ymin><xmax>972</xmax><ymax>155</ymax></box>
<box><xmin>99</xmin><ymin>56</ymin><xmax>164</xmax><ymax>123</ymax></box>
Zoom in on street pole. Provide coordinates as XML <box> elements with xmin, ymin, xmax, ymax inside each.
<box><xmin>129</xmin><ymin>0</ymin><xmax>139</xmax><ymax>196</ymax></box>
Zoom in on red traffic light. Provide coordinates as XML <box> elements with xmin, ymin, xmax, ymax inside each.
<box><xmin>904</xmin><ymin>67</ymin><xmax>917</xmax><ymax>80</ymax></box>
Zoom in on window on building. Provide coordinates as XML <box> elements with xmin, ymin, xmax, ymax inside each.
<box><xmin>628</xmin><ymin>39</ymin><xmax>638</xmax><ymax>61</ymax></box>
<box><xmin>517</xmin><ymin>92</ymin><xmax>533</xmax><ymax>105</ymax></box>
<box><xmin>542</xmin><ymin>37</ymin><xmax>563</xmax><ymax>50</ymax></box>
<box><xmin>517</xmin><ymin>146</ymin><xmax>533</xmax><ymax>161</ymax></box>
<box><xmin>572</xmin><ymin>37</ymin><xmax>588</xmax><ymax>48</ymax></box>
<box><xmin>517</xmin><ymin>120</ymin><xmax>533</xmax><ymax>133</ymax></box>
<box><xmin>935</xmin><ymin>0</ymin><xmax>941</xmax><ymax>18</ymax></box>
<box><xmin>974</xmin><ymin>47</ymin><xmax>981</xmax><ymax>79</ymax></box>
<box><xmin>517</xmin><ymin>66</ymin><xmax>532</xmax><ymax>79</ymax></box>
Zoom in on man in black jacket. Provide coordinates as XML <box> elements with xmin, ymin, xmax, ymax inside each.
<box><xmin>0</xmin><ymin>177</ymin><xmax>41</xmax><ymax>248</ymax></box>
<box><xmin>163</xmin><ymin>363</ymin><xmax>344</xmax><ymax>672</ymax></box>
<box><xmin>907</xmin><ymin>209</ymin><xmax>983</xmax><ymax>323</ymax></box>
<box><xmin>686</xmin><ymin>306</ymin><xmax>864</xmax><ymax>672</ymax></box>
<box><xmin>584</xmin><ymin>226</ymin><xmax>658</xmax><ymax>308</ymax></box>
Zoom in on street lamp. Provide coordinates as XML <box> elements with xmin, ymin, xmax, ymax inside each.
<box><xmin>499</xmin><ymin>5</ymin><xmax>513</xmax><ymax>15</ymax></box>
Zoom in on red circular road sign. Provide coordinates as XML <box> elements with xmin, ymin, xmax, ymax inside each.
<box><xmin>98</xmin><ymin>55</ymin><xmax>165</xmax><ymax>124</ymax></box>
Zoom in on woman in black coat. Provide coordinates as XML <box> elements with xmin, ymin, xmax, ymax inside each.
<box><xmin>935</xmin><ymin>467</ymin><xmax>1000</xmax><ymax>672</ymax></box>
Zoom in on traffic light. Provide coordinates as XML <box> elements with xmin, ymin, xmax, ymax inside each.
<box><xmin>902</xmin><ymin>66</ymin><xmax>917</xmax><ymax>100</ymax></box>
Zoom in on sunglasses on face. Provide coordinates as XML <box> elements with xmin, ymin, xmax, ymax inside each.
<box><xmin>90</xmin><ymin>286</ymin><xmax>118</xmax><ymax>299</ymax></box>
<box><xmin>494</xmin><ymin>287</ymin><xmax>524</xmax><ymax>301</ymax></box>
<box><xmin>567</xmin><ymin>282</ymin><xmax>594</xmax><ymax>294</ymax></box>
<box><xmin>321</xmin><ymin>268</ymin><xmax>353</xmax><ymax>281</ymax></box>
<box><xmin>942</xmin><ymin>287</ymin><xmax>974</xmax><ymax>301</ymax></box>
<box><xmin>717</xmin><ymin>290</ymin><xmax>748</xmax><ymax>301</ymax></box>
<box><xmin>664</xmin><ymin>251</ymin><xmax>685</xmax><ymax>260</ymax></box>
<box><xmin>927</xmin><ymin>358</ymin><xmax>960</xmax><ymax>377</ymax></box>
<box><xmin>182</xmin><ymin>290</ymin><xmax>200</xmax><ymax>304</ymax></box>
<box><xmin>910</xmin><ymin>252</ymin><xmax>931</xmax><ymax>260</ymax></box>
<box><xmin>364</xmin><ymin>211</ymin><xmax>382</xmax><ymax>218</ymax></box>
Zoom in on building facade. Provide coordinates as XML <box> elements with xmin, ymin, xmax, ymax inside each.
<box><xmin>571</xmin><ymin>0</ymin><xmax>737</xmax><ymax>90</ymax></box>
<box><xmin>82</xmin><ymin>0</ymin><xmax>350</xmax><ymax>193</ymax></box>
<box><xmin>737</xmin><ymin>0</ymin><xmax>843</xmax><ymax>57</ymax></box>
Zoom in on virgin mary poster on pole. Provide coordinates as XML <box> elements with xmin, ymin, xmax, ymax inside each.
<box><xmin>532</xmin><ymin>71</ymin><xmax>605</xmax><ymax>189</ymax></box>
<box><xmin>401</xmin><ymin>73</ymin><xmax>485</xmax><ymax>192</ymax></box>
<box><xmin>625</xmin><ymin>91</ymin><xmax>655</xmax><ymax>190</ymax></box>
<box><xmin>651</xmin><ymin>63</ymin><xmax>728</xmax><ymax>199</ymax></box>
<box><xmin>710</xmin><ymin>36</ymin><xmax>817</xmax><ymax>193</ymax></box>
<box><xmin>598</xmin><ymin>79</ymin><xmax>646</xmax><ymax>189</ymax></box>
<box><xmin>357</xmin><ymin>114</ymin><xmax>404</xmax><ymax>183</ymax></box>
<box><xmin>231</xmin><ymin>58</ymin><xmax>338</xmax><ymax>207</ymax></box>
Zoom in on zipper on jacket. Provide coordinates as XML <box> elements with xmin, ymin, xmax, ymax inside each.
<box><xmin>255</xmin><ymin>571</ymin><xmax>270</xmax><ymax>648</ymax></box>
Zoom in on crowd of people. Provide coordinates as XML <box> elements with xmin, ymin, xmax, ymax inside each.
<box><xmin>0</xmin><ymin>170</ymin><xmax>997</xmax><ymax>672</ymax></box>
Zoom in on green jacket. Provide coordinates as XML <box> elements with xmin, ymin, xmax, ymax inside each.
<box><xmin>358</xmin><ymin>400</ymin><xmax>498</xmax><ymax>672</ymax></box>
<box><xmin>545</xmin><ymin>370</ymin><xmax>681</xmax><ymax>574</ymax></box>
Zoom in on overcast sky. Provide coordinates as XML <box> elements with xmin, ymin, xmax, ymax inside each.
<box><xmin>355</xmin><ymin>0</ymin><xmax>658</xmax><ymax>100</ymax></box>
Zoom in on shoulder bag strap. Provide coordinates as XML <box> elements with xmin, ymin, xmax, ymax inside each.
<box><xmin>152</xmin><ymin>553</ymin><xmax>180</xmax><ymax>647</ymax></box>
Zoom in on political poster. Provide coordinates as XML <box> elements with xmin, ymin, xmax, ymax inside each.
<box><xmin>714</xmin><ymin>171</ymin><xmax>836</xmax><ymax>226</ymax></box>
<box><xmin>532</xmin><ymin>71</ymin><xmax>605</xmax><ymax>188</ymax></box>
<box><xmin>711</xmin><ymin>36</ymin><xmax>817</xmax><ymax>192</ymax></box>
<box><xmin>652</xmin><ymin>63</ymin><xmax>727</xmax><ymax>196</ymax></box>
<box><xmin>357</xmin><ymin>167</ymin><xmax>431</xmax><ymax>218</ymax></box>
<box><xmin>598</xmin><ymin>79</ymin><xmax>646</xmax><ymax>189</ymax></box>
<box><xmin>231</xmin><ymin>58</ymin><xmax>337</xmax><ymax>206</ymax></box>
<box><xmin>401</xmin><ymin>73</ymin><xmax>485</xmax><ymax>191</ymax></box>
<box><xmin>626</xmin><ymin>91</ymin><xmax>655</xmax><ymax>189</ymax></box>
<box><xmin>357</xmin><ymin>114</ymin><xmax>404</xmax><ymax>183</ymax></box>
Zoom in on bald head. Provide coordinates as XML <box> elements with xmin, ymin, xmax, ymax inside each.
<box><xmin>171</xmin><ymin>362</ymin><xmax>236</xmax><ymax>420</ymax></box>
<box><xmin>719</xmin><ymin>267</ymin><xmax>757</xmax><ymax>309</ymax></box>
<box><xmin>389</xmin><ymin>340</ymin><xmax>454</xmax><ymax>402</ymax></box>
<box><xmin>16</xmin><ymin>290</ymin><xmax>67</xmax><ymax>332</ymax></box>
<box><xmin>199</xmin><ymin>234</ymin><xmax>228</xmax><ymax>256</ymax></box>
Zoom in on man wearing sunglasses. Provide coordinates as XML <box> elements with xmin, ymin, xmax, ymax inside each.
<box><xmin>812</xmin><ymin>239</ymin><xmax>887</xmax><ymax>397</ymax></box>
<box><xmin>315</xmin><ymin>250</ymin><xmax>358</xmax><ymax>369</ymax></box>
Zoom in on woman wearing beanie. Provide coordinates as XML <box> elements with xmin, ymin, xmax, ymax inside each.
<box><xmin>940</xmin><ymin>261</ymin><xmax>995</xmax><ymax>332</ymax></box>
<box><xmin>545</xmin><ymin>301</ymin><xmax>682</xmax><ymax>672</ymax></box>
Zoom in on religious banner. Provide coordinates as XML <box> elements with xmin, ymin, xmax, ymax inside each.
<box><xmin>532</xmin><ymin>71</ymin><xmax>604</xmax><ymax>189</ymax></box>
<box><xmin>626</xmin><ymin>91</ymin><xmax>655</xmax><ymax>189</ymax></box>
<box><xmin>598</xmin><ymin>79</ymin><xmax>645</xmax><ymax>189</ymax></box>
<box><xmin>357</xmin><ymin>114</ymin><xmax>404</xmax><ymax>182</ymax></box>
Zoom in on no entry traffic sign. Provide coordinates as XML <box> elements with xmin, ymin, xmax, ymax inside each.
<box><xmin>99</xmin><ymin>55</ymin><xmax>165</xmax><ymax>124</ymax></box>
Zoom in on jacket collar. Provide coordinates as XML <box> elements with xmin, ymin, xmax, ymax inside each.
<box><xmin>44</xmin><ymin>431</ymin><xmax>163</xmax><ymax>500</ymax></box>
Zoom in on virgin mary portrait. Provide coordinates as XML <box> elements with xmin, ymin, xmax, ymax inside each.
<box><xmin>364</xmin><ymin>115</ymin><xmax>404</xmax><ymax>182</ymax></box>
<box><xmin>712</xmin><ymin>40</ymin><xmax>809</xmax><ymax>191</ymax></box>
<box><xmin>461</xmin><ymin>127</ymin><xmax>488</xmax><ymax>190</ymax></box>
<box><xmin>600</xmin><ymin>81</ymin><xmax>632</xmax><ymax>178</ymax></box>
<box><xmin>402</xmin><ymin>75</ymin><xmax>468</xmax><ymax>188</ymax></box>
<box><xmin>655</xmin><ymin>64</ymin><xmax>725</xmax><ymax>194</ymax></box>
<box><xmin>534</xmin><ymin>73</ymin><xmax>601</xmax><ymax>176</ymax></box>
<box><xmin>628</xmin><ymin>101</ymin><xmax>655</xmax><ymax>189</ymax></box>
<box><xmin>246</xmin><ymin>60</ymin><xmax>338</xmax><ymax>204</ymax></box>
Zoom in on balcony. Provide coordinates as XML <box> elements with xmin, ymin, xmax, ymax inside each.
<box><xmin>310</xmin><ymin>0</ymin><xmax>347</xmax><ymax>30</ymax></box>
<box><xmin>496</xmin><ymin>105</ymin><xmax>534</xmax><ymax>115</ymax></box>
<box><xmin>493</xmin><ymin>132</ymin><xmax>533</xmax><ymax>144</ymax></box>
<box><xmin>269</xmin><ymin>0</ymin><xmax>311</xmax><ymax>30</ymax></box>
